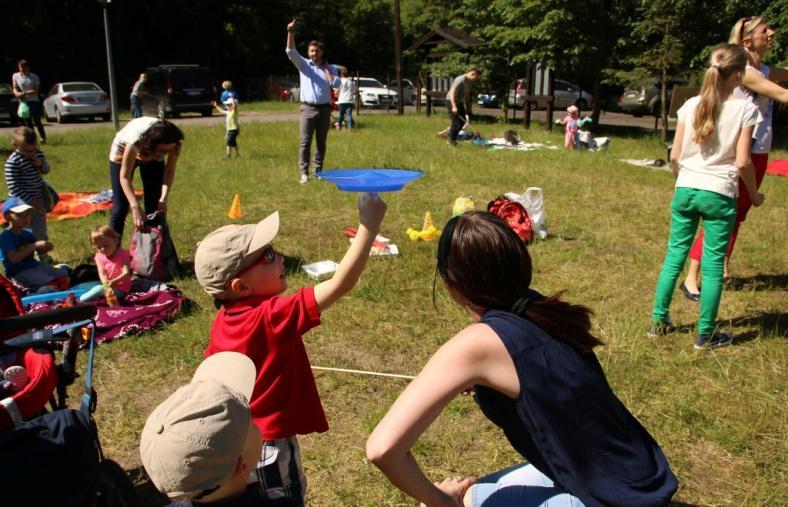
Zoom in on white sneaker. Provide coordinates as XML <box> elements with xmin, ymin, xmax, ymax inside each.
<box><xmin>299</xmin><ymin>174</ymin><xmax>308</xmax><ymax>184</ymax></box>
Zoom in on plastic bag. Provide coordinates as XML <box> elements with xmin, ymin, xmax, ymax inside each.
<box><xmin>17</xmin><ymin>101</ymin><xmax>30</xmax><ymax>119</ymax></box>
<box><xmin>506</xmin><ymin>187</ymin><xmax>547</xmax><ymax>239</ymax></box>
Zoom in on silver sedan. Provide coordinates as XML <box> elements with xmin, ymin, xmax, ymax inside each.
<box><xmin>43</xmin><ymin>82</ymin><xmax>110</xmax><ymax>123</ymax></box>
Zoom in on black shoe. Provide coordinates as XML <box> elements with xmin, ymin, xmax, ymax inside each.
<box><xmin>647</xmin><ymin>318</ymin><xmax>676</xmax><ymax>337</ymax></box>
<box><xmin>694</xmin><ymin>330</ymin><xmax>733</xmax><ymax>350</ymax></box>
<box><xmin>679</xmin><ymin>282</ymin><xmax>700</xmax><ymax>302</ymax></box>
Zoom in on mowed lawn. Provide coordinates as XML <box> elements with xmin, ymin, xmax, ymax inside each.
<box><xmin>2</xmin><ymin>110</ymin><xmax>785</xmax><ymax>505</ymax></box>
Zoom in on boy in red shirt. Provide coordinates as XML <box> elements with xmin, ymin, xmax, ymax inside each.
<box><xmin>195</xmin><ymin>193</ymin><xmax>386</xmax><ymax>505</ymax></box>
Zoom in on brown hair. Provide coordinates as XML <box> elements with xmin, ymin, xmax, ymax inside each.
<box><xmin>692</xmin><ymin>44</ymin><xmax>748</xmax><ymax>144</ymax></box>
<box><xmin>307</xmin><ymin>40</ymin><xmax>324</xmax><ymax>51</ymax></box>
<box><xmin>11</xmin><ymin>126</ymin><xmax>36</xmax><ymax>148</ymax></box>
<box><xmin>91</xmin><ymin>224</ymin><xmax>121</xmax><ymax>245</ymax></box>
<box><xmin>436</xmin><ymin>212</ymin><xmax>602</xmax><ymax>353</ymax></box>
<box><xmin>729</xmin><ymin>16</ymin><xmax>767</xmax><ymax>45</ymax></box>
<box><xmin>137</xmin><ymin>120</ymin><xmax>184</xmax><ymax>157</ymax></box>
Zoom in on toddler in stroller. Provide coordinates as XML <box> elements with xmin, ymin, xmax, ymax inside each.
<box><xmin>0</xmin><ymin>275</ymin><xmax>137</xmax><ymax>506</ymax></box>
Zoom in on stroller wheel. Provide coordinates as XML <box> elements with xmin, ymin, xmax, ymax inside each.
<box><xmin>96</xmin><ymin>459</ymin><xmax>138</xmax><ymax>507</ymax></box>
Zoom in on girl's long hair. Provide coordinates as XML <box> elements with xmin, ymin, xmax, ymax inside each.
<box><xmin>436</xmin><ymin>212</ymin><xmax>602</xmax><ymax>353</ymax></box>
<box><xmin>692</xmin><ymin>44</ymin><xmax>749</xmax><ymax>144</ymax></box>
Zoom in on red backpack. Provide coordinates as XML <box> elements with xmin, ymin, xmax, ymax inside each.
<box><xmin>487</xmin><ymin>196</ymin><xmax>534</xmax><ymax>241</ymax></box>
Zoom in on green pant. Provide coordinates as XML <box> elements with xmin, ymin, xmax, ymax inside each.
<box><xmin>652</xmin><ymin>187</ymin><xmax>737</xmax><ymax>335</ymax></box>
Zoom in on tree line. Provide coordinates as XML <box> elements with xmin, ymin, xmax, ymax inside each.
<box><xmin>3</xmin><ymin>0</ymin><xmax>785</xmax><ymax>124</ymax></box>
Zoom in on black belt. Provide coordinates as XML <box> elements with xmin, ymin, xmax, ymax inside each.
<box><xmin>301</xmin><ymin>102</ymin><xmax>330</xmax><ymax>107</ymax></box>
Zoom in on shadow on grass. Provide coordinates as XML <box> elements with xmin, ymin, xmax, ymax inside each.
<box><xmin>129</xmin><ymin>466</ymin><xmax>169</xmax><ymax>506</ymax></box>
<box><xmin>726</xmin><ymin>273</ymin><xmax>788</xmax><ymax>292</ymax></box>
<box><xmin>729</xmin><ymin>311</ymin><xmax>786</xmax><ymax>344</ymax></box>
<box><xmin>178</xmin><ymin>260</ymin><xmax>195</xmax><ymax>279</ymax></box>
<box><xmin>284</xmin><ymin>254</ymin><xmax>306</xmax><ymax>276</ymax></box>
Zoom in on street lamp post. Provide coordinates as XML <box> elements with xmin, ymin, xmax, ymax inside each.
<box><xmin>98</xmin><ymin>0</ymin><xmax>119</xmax><ymax>130</ymax></box>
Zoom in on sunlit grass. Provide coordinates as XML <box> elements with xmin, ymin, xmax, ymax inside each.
<box><xmin>3</xmin><ymin>112</ymin><xmax>785</xmax><ymax>505</ymax></box>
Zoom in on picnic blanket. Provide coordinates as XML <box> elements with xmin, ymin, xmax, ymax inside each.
<box><xmin>30</xmin><ymin>287</ymin><xmax>187</xmax><ymax>346</ymax></box>
<box><xmin>0</xmin><ymin>189</ymin><xmax>143</xmax><ymax>225</ymax></box>
<box><xmin>767</xmin><ymin>159</ymin><xmax>788</xmax><ymax>177</ymax></box>
<box><xmin>485</xmin><ymin>138</ymin><xmax>559</xmax><ymax>151</ymax></box>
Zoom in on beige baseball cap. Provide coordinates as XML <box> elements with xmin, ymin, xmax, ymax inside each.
<box><xmin>194</xmin><ymin>211</ymin><xmax>280</xmax><ymax>296</ymax></box>
<box><xmin>140</xmin><ymin>352</ymin><xmax>257</xmax><ymax>499</ymax></box>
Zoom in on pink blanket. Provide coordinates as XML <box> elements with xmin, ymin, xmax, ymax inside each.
<box><xmin>31</xmin><ymin>288</ymin><xmax>188</xmax><ymax>345</ymax></box>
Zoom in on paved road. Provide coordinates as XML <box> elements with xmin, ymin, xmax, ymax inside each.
<box><xmin>0</xmin><ymin>106</ymin><xmax>673</xmax><ymax>135</ymax></box>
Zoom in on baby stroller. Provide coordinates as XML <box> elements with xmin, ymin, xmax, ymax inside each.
<box><xmin>0</xmin><ymin>275</ymin><xmax>138</xmax><ymax>506</ymax></box>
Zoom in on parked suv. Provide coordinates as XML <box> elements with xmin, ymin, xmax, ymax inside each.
<box><xmin>619</xmin><ymin>79</ymin><xmax>688</xmax><ymax>117</ymax></box>
<box><xmin>142</xmin><ymin>65</ymin><xmax>216</xmax><ymax>118</ymax></box>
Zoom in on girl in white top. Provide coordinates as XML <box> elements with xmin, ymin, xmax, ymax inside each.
<box><xmin>650</xmin><ymin>44</ymin><xmax>762</xmax><ymax>350</ymax></box>
<box><xmin>683</xmin><ymin>17</ymin><xmax>788</xmax><ymax>295</ymax></box>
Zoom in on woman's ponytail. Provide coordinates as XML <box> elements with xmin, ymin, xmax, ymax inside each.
<box><xmin>692</xmin><ymin>44</ymin><xmax>749</xmax><ymax>144</ymax></box>
<box><xmin>518</xmin><ymin>292</ymin><xmax>602</xmax><ymax>353</ymax></box>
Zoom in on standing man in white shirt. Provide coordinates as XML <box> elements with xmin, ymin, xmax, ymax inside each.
<box><xmin>12</xmin><ymin>60</ymin><xmax>46</xmax><ymax>144</ymax></box>
<box><xmin>286</xmin><ymin>18</ymin><xmax>340</xmax><ymax>184</ymax></box>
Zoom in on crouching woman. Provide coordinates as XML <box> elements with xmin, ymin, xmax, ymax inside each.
<box><xmin>367</xmin><ymin>212</ymin><xmax>678</xmax><ymax>507</ymax></box>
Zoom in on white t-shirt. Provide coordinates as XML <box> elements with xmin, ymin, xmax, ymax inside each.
<box><xmin>337</xmin><ymin>78</ymin><xmax>356</xmax><ymax>104</ymax></box>
<box><xmin>733</xmin><ymin>64</ymin><xmax>773</xmax><ymax>154</ymax></box>
<box><xmin>12</xmin><ymin>72</ymin><xmax>40</xmax><ymax>103</ymax></box>
<box><xmin>108</xmin><ymin>116</ymin><xmax>160</xmax><ymax>163</ymax></box>
<box><xmin>675</xmin><ymin>96</ymin><xmax>758</xmax><ymax>199</ymax></box>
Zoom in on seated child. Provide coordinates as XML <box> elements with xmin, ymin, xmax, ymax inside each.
<box><xmin>0</xmin><ymin>197</ymin><xmax>67</xmax><ymax>292</ymax></box>
<box><xmin>4</xmin><ymin>126</ymin><xmax>52</xmax><ymax>242</ymax></box>
<box><xmin>194</xmin><ymin>192</ymin><xmax>387</xmax><ymax>505</ymax></box>
<box><xmin>81</xmin><ymin>225</ymin><xmax>165</xmax><ymax>303</ymax></box>
<box><xmin>140</xmin><ymin>351</ymin><xmax>295</xmax><ymax>506</ymax></box>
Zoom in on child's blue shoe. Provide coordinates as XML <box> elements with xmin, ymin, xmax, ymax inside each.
<box><xmin>694</xmin><ymin>331</ymin><xmax>733</xmax><ymax>350</ymax></box>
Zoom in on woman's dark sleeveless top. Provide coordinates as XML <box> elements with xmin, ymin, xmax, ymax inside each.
<box><xmin>475</xmin><ymin>308</ymin><xmax>678</xmax><ymax>507</ymax></box>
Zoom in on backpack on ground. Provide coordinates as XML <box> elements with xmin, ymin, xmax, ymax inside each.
<box><xmin>487</xmin><ymin>195</ymin><xmax>534</xmax><ymax>242</ymax></box>
<box><xmin>130</xmin><ymin>212</ymin><xmax>181</xmax><ymax>281</ymax></box>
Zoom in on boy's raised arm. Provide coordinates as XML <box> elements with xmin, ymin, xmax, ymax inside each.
<box><xmin>314</xmin><ymin>193</ymin><xmax>386</xmax><ymax>313</ymax></box>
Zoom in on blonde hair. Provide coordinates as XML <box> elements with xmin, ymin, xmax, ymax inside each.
<box><xmin>692</xmin><ymin>44</ymin><xmax>748</xmax><ymax>144</ymax></box>
<box><xmin>222</xmin><ymin>80</ymin><xmax>232</xmax><ymax>90</ymax></box>
<box><xmin>91</xmin><ymin>224</ymin><xmax>121</xmax><ymax>245</ymax></box>
<box><xmin>729</xmin><ymin>16</ymin><xmax>767</xmax><ymax>45</ymax></box>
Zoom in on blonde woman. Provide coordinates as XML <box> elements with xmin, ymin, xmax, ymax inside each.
<box><xmin>682</xmin><ymin>17</ymin><xmax>788</xmax><ymax>297</ymax></box>
<box><xmin>650</xmin><ymin>44</ymin><xmax>763</xmax><ymax>349</ymax></box>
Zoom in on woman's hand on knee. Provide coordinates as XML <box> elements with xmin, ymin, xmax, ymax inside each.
<box><xmin>420</xmin><ymin>477</ymin><xmax>475</xmax><ymax>507</ymax></box>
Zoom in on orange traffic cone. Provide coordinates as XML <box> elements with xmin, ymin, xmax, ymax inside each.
<box><xmin>228</xmin><ymin>194</ymin><xmax>242</xmax><ymax>220</ymax></box>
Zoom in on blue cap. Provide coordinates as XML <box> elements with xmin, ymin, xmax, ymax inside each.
<box><xmin>2</xmin><ymin>196</ymin><xmax>34</xmax><ymax>216</ymax></box>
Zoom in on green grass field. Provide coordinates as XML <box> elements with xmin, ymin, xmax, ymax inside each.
<box><xmin>2</xmin><ymin>111</ymin><xmax>785</xmax><ymax>505</ymax></box>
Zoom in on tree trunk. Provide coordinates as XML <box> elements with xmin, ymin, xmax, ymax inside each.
<box><xmin>591</xmin><ymin>78</ymin><xmax>602</xmax><ymax>134</ymax></box>
<box><xmin>660</xmin><ymin>65</ymin><xmax>668</xmax><ymax>142</ymax></box>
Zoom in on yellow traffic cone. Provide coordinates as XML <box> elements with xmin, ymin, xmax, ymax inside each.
<box><xmin>228</xmin><ymin>194</ymin><xmax>242</xmax><ymax>220</ymax></box>
<box><xmin>422</xmin><ymin>211</ymin><xmax>433</xmax><ymax>231</ymax></box>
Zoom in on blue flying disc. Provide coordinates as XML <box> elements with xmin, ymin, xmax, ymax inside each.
<box><xmin>316</xmin><ymin>169</ymin><xmax>425</xmax><ymax>192</ymax></box>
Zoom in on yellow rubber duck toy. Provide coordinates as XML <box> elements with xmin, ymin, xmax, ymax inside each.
<box><xmin>407</xmin><ymin>211</ymin><xmax>441</xmax><ymax>241</ymax></box>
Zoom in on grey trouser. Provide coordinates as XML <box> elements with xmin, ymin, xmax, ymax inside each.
<box><xmin>299</xmin><ymin>104</ymin><xmax>332</xmax><ymax>176</ymax></box>
<box><xmin>29</xmin><ymin>198</ymin><xmax>48</xmax><ymax>241</ymax></box>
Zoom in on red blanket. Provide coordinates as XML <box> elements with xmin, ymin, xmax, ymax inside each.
<box><xmin>766</xmin><ymin>159</ymin><xmax>788</xmax><ymax>177</ymax></box>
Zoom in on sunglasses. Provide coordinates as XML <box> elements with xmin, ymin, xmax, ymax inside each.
<box><xmin>739</xmin><ymin>16</ymin><xmax>753</xmax><ymax>43</ymax></box>
<box><xmin>226</xmin><ymin>246</ymin><xmax>277</xmax><ymax>287</ymax></box>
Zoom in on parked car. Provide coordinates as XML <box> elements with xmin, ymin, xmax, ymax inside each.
<box><xmin>0</xmin><ymin>83</ymin><xmax>20</xmax><ymax>125</ymax></box>
<box><xmin>619</xmin><ymin>79</ymin><xmax>688</xmax><ymax>117</ymax></box>
<box><xmin>388</xmin><ymin>79</ymin><xmax>417</xmax><ymax>105</ymax></box>
<box><xmin>507</xmin><ymin>78</ymin><xmax>593</xmax><ymax>110</ymax></box>
<box><xmin>357</xmin><ymin>78</ymin><xmax>397</xmax><ymax>108</ymax></box>
<box><xmin>274</xmin><ymin>80</ymin><xmax>297</xmax><ymax>101</ymax></box>
<box><xmin>477</xmin><ymin>88</ymin><xmax>504</xmax><ymax>108</ymax></box>
<box><xmin>142</xmin><ymin>64</ymin><xmax>215</xmax><ymax>118</ymax></box>
<box><xmin>42</xmin><ymin>82</ymin><xmax>110</xmax><ymax>123</ymax></box>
